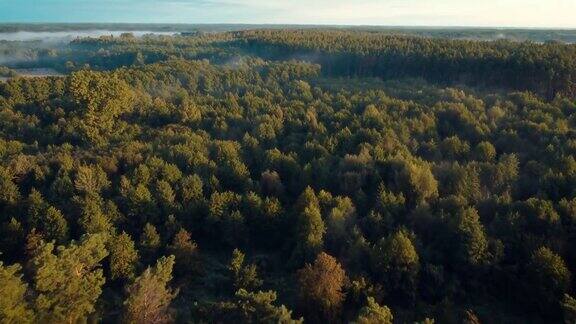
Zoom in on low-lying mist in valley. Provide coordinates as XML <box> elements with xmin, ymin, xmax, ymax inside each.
<box><xmin>0</xmin><ymin>30</ymin><xmax>177</xmax><ymax>43</ymax></box>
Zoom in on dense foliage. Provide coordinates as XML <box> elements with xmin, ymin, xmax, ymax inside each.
<box><xmin>1</xmin><ymin>29</ymin><xmax>576</xmax><ymax>323</ymax></box>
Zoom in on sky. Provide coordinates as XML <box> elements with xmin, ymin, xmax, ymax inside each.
<box><xmin>0</xmin><ymin>0</ymin><xmax>575</xmax><ymax>28</ymax></box>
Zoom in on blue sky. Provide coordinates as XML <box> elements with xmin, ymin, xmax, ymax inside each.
<box><xmin>0</xmin><ymin>0</ymin><xmax>575</xmax><ymax>27</ymax></box>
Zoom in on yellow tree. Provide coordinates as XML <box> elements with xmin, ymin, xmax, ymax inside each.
<box><xmin>297</xmin><ymin>252</ymin><xmax>346</xmax><ymax>322</ymax></box>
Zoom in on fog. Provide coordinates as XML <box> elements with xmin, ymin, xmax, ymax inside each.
<box><xmin>0</xmin><ymin>30</ymin><xmax>177</xmax><ymax>43</ymax></box>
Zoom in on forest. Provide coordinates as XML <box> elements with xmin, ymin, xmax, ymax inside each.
<box><xmin>1</xmin><ymin>28</ymin><xmax>576</xmax><ymax>323</ymax></box>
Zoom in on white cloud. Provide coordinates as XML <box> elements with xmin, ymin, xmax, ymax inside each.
<box><xmin>180</xmin><ymin>0</ymin><xmax>576</xmax><ymax>27</ymax></box>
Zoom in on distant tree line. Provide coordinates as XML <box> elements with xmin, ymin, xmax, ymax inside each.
<box><xmin>232</xmin><ymin>30</ymin><xmax>576</xmax><ymax>99</ymax></box>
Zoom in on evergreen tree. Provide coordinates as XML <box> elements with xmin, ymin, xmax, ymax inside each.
<box><xmin>228</xmin><ymin>248</ymin><xmax>262</xmax><ymax>291</ymax></box>
<box><xmin>290</xmin><ymin>187</ymin><xmax>325</xmax><ymax>266</ymax></box>
<box><xmin>32</xmin><ymin>234</ymin><xmax>108</xmax><ymax>323</ymax></box>
<box><xmin>74</xmin><ymin>164</ymin><xmax>110</xmax><ymax>196</ymax></box>
<box><xmin>27</xmin><ymin>188</ymin><xmax>47</xmax><ymax>229</ymax></box>
<box><xmin>527</xmin><ymin>247</ymin><xmax>571</xmax><ymax>312</ymax></box>
<box><xmin>78</xmin><ymin>194</ymin><xmax>113</xmax><ymax>235</ymax></box>
<box><xmin>167</xmin><ymin>228</ymin><xmax>199</xmax><ymax>277</ymax></box>
<box><xmin>43</xmin><ymin>207</ymin><xmax>69</xmax><ymax>244</ymax></box>
<box><xmin>140</xmin><ymin>223</ymin><xmax>161</xmax><ymax>257</ymax></box>
<box><xmin>0</xmin><ymin>166</ymin><xmax>20</xmax><ymax>207</ymax></box>
<box><xmin>453</xmin><ymin>207</ymin><xmax>489</xmax><ymax>267</ymax></box>
<box><xmin>562</xmin><ymin>294</ymin><xmax>576</xmax><ymax>324</ymax></box>
<box><xmin>123</xmin><ymin>256</ymin><xmax>178</xmax><ymax>324</ymax></box>
<box><xmin>230</xmin><ymin>289</ymin><xmax>303</xmax><ymax>323</ymax></box>
<box><xmin>156</xmin><ymin>180</ymin><xmax>176</xmax><ymax>215</ymax></box>
<box><xmin>68</xmin><ymin>70</ymin><xmax>134</xmax><ymax>145</ymax></box>
<box><xmin>0</xmin><ymin>217</ymin><xmax>26</xmax><ymax>261</ymax></box>
<box><xmin>372</xmin><ymin>229</ymin><xmax>419</xmax><ymax>302</ymax></box>
<box><xmin>353</xmin><ymin>297</ymin><xmax>393</xmax><ymax>324</ymax></box>
<box><xmin>109</xmin><ymin>232</ymin><xmax>139</xmax><ymax>281</ymax></box>
<box><xmin>0</xmin><ymin>262</ymin><xmax>35</xmax><ymax>324</ymax></box>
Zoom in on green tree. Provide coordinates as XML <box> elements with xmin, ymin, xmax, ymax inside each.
<box><xmin>392</xmin><ymin>158</ymin><xmax>438</xmax><ymax>205</ymax></box>
<box><xmin>0</xmin><ymin>262</ymin><xmax>35</xmax><ymax>323</ymax></box>
<box><xmin>522</xmin><ymin>198</ymin><xmax>561</xmax><ymax>235</ymax></box>
<box><xmin>109</xmin><ymin>232</ymin><xmax>139</xmax><ymax>281</ymax></box>
<box><xmin>155</xmin><ymin>180</ymin><xmax>176</xmax><ymax>214</ymax></box>
<box><xmin>527</xmin><ymin>247</ymin><xmax>571</xmax><ymax>308</ymax></box>
<box><xmin>353</xmin><ymin>297</ymin><xmax>393</xmax><ymax>324</ymax></box>
<box><xmin>26</xmin><ymin>190</ymin><xmax>68</xmax><ymax>244</ymax></box>
<box><xmin>473</xmin><ymin>141</ymin><xmax>496</xmax><ymax>162</ymax></box>
<box><xmin>207</xmin><ymin>191</ymin><xmax>246</xmax><ymax>247</ymax></box>
<box><xmin>290</xmin><ymin>187</ymin><xmax>325</xmax><ymax>266</ymax></box>
<box><xmin>78</xmin><ymin>194</ymin><xmax>113</xmax><ymax>235</ymax></box>
<box><xmin>372</xmin><ymin>229</ymin><xmax>419</xmax><ymax>302</ymax></box>
<box><xmin>140</xmin><ymin>223</ymin><xmax>161</xmax><ymax>255</ymax></box>
<box><xmin>229</xmin><ymin>248</ymin><xmax>262</xmax><ymax>291</ymax></box>
<box><xmin>167</xmin><ymin>228</ymin><xmax>200</xmax><ymax>277</ymax></box>
<box><xmin>0</xmin><ymin>166</ymin><xmax>20</xmax><ymax>207</ymax></box>
<box><xmin>325</xmin><ymin>196</ymin><xmax>357</xmax><ymax>256</ymax></box>
<box><xmin>127</xmin><ymin>184</ymin><xmax>159</xmax><ymax>225</ymax></box>
<box><xmin>123</xmin><ymin>256</ymin><xmax>178</xmax><ymax>324</ymax></box>
<box><xmin>0</xmin><ymin>217</ymin><xmax>26</xmax><ymax>261</ymax></box>
<box><xmin>43</xmin><ymin>207</ymin><xmax>69</xmax><ymax>244</ymax></box>
<box><xmin>453</xmin><ymin>207</ymin><xmax>489</xmax><ymax>267</ymax></box>
<box><xmin>68</xmin><ymin>70</ymin><xmax>134</xmax><ymax>145</ymax></box>
<box><xmin>32</xmin><ymin>234</ymin><xmax>108</xmax><ymax>324</ymax></box>
<box><xmin>230</xmin><ymin>289</ymin><xmax>303</xmax><ymax>323</ymax></box>
<box><xmin>27</xmin><ymin>188</ymin><xmax>48</xmax><ymax>230</ymax></box>
<box><xmin>180</xmin><ymin>174</ymin><xmax>204</xmax><ymax>207</ymax></box>
<box><xmin>74</xmin><ymin>164</ymin><xmax>110</xmax><ymax>196</ymax></box>
<box><xmin>562</xmin><ymin>294</ymin><xmax>576</xmax><ymax>324</ymax></box>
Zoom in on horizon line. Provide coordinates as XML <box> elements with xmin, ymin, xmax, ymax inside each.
<box><xmin>0</xmin><ymin>22</ymin><xmax>575</xmax><ymax>30</ymax></box>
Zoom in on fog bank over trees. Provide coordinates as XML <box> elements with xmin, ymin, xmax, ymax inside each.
<box><xmin>0</xmin><ymin>30</ymin><xmax>177</xmax><ymax>43</ymax></box>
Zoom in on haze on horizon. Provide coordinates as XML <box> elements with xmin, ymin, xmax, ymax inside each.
<box><xmin>0</xmin><ymin>0</ymin><xmax>574</xmax><ymax>28</ymax></box>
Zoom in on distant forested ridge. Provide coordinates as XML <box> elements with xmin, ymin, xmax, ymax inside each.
<box><xmin>0</xmin><ymin>29</ymin><xmax>576</xmax><ymax>323</ymax></box>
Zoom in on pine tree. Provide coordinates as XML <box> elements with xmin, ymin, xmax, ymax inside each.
<box><xmin>156</xmin><ymin>180</ymin><xmax>176</xmax><ymax>215</ymax></box>
<box><xmin>180</xmin><ymin>174</ymin><xmax>204</xmax><ymax>208</ymax></box>
<box><xmin>290</xmin><ymin>187</ymin><xmax>325</xmax><ymax>266</ymax></box>
<box><xmin>392</xmin><ymin>158</ymin><xmax>438</xmax><ymax>205</ymax></box>
<box><xmin>228</xmin><ymin>248</ymin><xmax>262</xmax><ymax>291</ymax></box>
<box><xmin>27</xmin><ymin>188</ymin><xmax>48</xmax><ymax>229</ymax></box>
<box><xmin>167</xmin><ymin>228</ymin><xmax>199</xmax><ymax>277</ymax></box>
<box><xmin>562</xmin><ymin>294</ymin><xmax>576</xmax><ymax>324</ymax></box>
<box><xmin>232</xmin><ymin>289</ymin><xmax>303</xmax><ymax>323</ymax></box>
<box><xmin>0</xmin><ymin>166</ymin><xmax>20</xmax><ymax>207</ymax></box>
<box><xmin>354</xmin><ymin>297</ymin><xmax>393</xmax><ymax>324</ymax></box>
<box><xmin>33</xmin><ymin>234</ymin><xmax>108</xmax><ymax>323</ymax></box>
<box><xmin>454</xmin><ymin>207</ymin><xmax>489</xmax><ymax>267</ymax></box>
<box><xmin>26</xmin><ymin>190</ymin><xmax>68</xmax><ymax>244</ymax></box>
<box><xmin>123</xmin><ymin>256</ymin><xmax>178</xmax><ymax>324</ymax></box>
<box><xmin>372</xmin><ymin>229</ymin><xmax>419</xmax><ymax>303</ymax></box>
<box><xmin>129</xmin><ymin>184</ymin><xmax>159</xmax><ymax>225</ymax></box>
<box><xmin>0</xmin><ymin>262</ymin><xmax>35</xmax><ymax>323</ymax></box>
<box><xmin>43</xmin><ymin>207</ymin><xmax>69</xmax><ymax>244</ymax></box>
<box><xmin>78</xmin><ymin>194</ymin><xmax>113</xmax><ymax>235</ymax></box>
<box><xmin>0</xmin><ymin>217</ymin><xmax>26</xmax><ymax>261</ymax></box>
<box><xmin>140</xmin><ymin>223</ymin><xmax>161</xmax><ymax>256</ymax></box>
<box><xmin>109</xmin><ymin>232</ymin><xmax>139</xmax><ymax>281</ymax></box>
<box><xmin>68</xmin><ymin>70</ymin><xmax>135</xmax><ymax>145</ymax></box>
<box><xmin>528</xmin><ymin>247</ymin><xmax>571</xmax><ymax>311</ymax></box>
<box><xmin>74</xmin><ymin>164</ymin><xmax>110</xmax><ymax>196</ymax></box>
